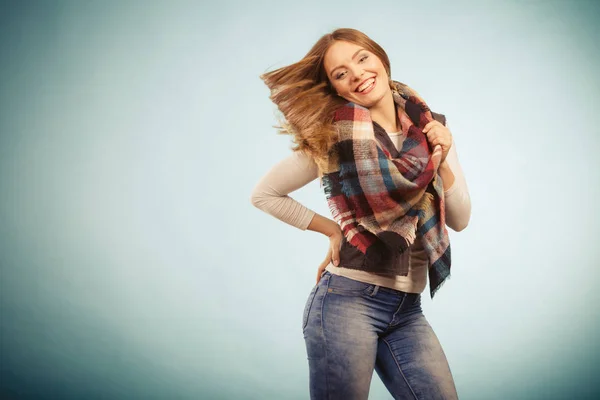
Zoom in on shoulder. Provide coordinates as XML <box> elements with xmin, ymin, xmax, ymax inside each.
<box><xmin>285</xmin><ymin>149</ymin><xmax>319</xmax><ymax>176</ymax></box>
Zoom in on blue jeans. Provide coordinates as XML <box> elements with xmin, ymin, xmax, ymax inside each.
<box><xmin>302</xmin><ymin>271</ymin><xmax>458</xmax><ymax>400</ymax></box>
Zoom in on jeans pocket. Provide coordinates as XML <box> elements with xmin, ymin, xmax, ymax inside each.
<box><xmin>302</xmin><ymin>284</ymin><xmax>319</xmax><ymax>331</ymax></box>
<box><xmin>327</xmin><ymin>274</ymin><xmax>374</xmax><ymax>296</ymax></box>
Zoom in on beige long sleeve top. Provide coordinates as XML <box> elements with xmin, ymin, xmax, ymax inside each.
<box><xmin>251</xmin><ymin>126</ymin><xmax>471</xmax><ymax>293</ymax></box>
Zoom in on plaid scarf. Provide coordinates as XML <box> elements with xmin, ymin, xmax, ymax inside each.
<box><xmin>320</xmin><ymin>81</ymin><xmax>451</xmax><ymax>298</ymax></box>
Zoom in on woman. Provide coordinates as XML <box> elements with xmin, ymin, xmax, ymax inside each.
<box><xmin>251</xmin><ymin>28</ymin><xmax>470</xmax><ymax>400</ymax></box>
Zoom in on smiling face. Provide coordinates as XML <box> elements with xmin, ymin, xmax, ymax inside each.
<box><xmin>323</xmin><ymin>40</ymin><xmax>391</xmax><ymax>109</ymax></box>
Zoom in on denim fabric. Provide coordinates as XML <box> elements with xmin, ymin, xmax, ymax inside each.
<box><xmin>303</xmin><ymin>271</ymin><xmax>458</xmax><ymax>400</ymax></box>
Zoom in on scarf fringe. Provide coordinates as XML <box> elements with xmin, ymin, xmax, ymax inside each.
<box><xmin>430</xmin><ymin>272</ymin><xmax>451</xmax><ymax>299</ymax></box>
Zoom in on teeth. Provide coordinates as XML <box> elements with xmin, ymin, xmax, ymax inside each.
<box><xmin>358</xmin><ymin>78</ymin><xmax>375</xmax><ymax>92</ymax></box>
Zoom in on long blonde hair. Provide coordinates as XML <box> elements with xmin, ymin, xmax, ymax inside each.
<box><xmin>260</xmin><ymin>28</ymin><xmax>394</xmax><ymax>166</ymax></box>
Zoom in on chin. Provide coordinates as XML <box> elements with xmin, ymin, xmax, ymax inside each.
<box><xmin>358</xmin><ymin>95</ymin><xmax>384</xmax><ymax>109</ymax></box>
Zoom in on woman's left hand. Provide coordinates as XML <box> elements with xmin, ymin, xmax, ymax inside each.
<box><xmin>423</xmin><ymin>120</ymin><xmax>452</xmax><ymax>163</ymax></box>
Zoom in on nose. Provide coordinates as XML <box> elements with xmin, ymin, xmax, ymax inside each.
<box><xmin>349</xmin><ymin>66</ymin><xmax>365</xmax><ymax>81</ymax></box>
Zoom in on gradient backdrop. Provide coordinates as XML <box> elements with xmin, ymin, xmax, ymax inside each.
<box><xmin>1</xmin><ymin>0</ymin><xmax>599</xmax><ymax>399</ymax></box>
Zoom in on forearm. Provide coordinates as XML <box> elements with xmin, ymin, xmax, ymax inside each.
<box><xmin>306</xmin><ymin>212</ymin><xmax>341</xmax><ymax>237</ymax></box>
<box><xmin>441</xmin><ymin>142</ymin><xmax>471</xmax><ymax>231</ymax></box>
<box><xmin>251</xmin><ymin>191</ymin><xmax>317</xmax><ymax>230</ymax></box>
<box><xmin>439</xmin><ymin>160</ymin><xmax>455</xmax><ymax>191</ymax></box>
<box><xmin>251</xmin><ymin>150</ymin><xmax>322</xmax><ymax>230</ymax></box>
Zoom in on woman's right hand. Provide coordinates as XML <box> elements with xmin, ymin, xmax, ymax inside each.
<box><xmin>316</xmin><ymin>227</ymin><xmax>343</xmax><ymax>284</ymax></box>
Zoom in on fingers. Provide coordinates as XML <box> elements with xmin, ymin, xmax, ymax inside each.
<box><xmin>316</xmin><ymin>266</ymin><xmax>325</xmax><ymax>284</ymax></box>
<box><xmin>422</xmin><ymin>121</ymin><xmax>434</xmax><ymax>133</ymax></box>
<box><xmin>422</xmin><ymin>120</ymin><xmax>442</xmax><ymax>133</ymax></box>
<box><xmin>424</xmin><ymin>124</ymin><xmax>451</xmax><ymax>159</ymax></box>
<box><xmin>331</xmin><ymin>239</ymin><xmax>341</xmax><ymax>267</ymax></box>
<box><xmin>428</xmin><ymin>136</ymin><xmax>450</xmax><ymax>149</ymax></box>
<box><xmin>316</xmin><ymin>248</ymin><xmax>331</xmax><ymax>284</ymax></box>
<box><xmin>331</xmin><ymin>249</ymin><xmax>340</xmax><ymax>266</ymax></box>
<box><xmin>318</xmin><ymin>248</ymin><xmax>332</xmax><ymax>268</ymax></box>
<box><xmin>431</xmin><ymin>145</ymin><xmax>442</xmax><ymax>167</ymax></box>
<box><xmin>428</xmin><ymin>136</ymin><xmax>450</xmax><ymax>163</ymax></box>
<box><xmin>317</xmin><ymin>233</ymin><xmax>343</xmax><ymax>284</ymax></box>
<box><xmin>424</xmin><ymin>127</ymin><xmax>449</xmax><ymax>142</ymax></box>
<box><xmin>423</xmin><ymin>122</ymin><xmax>451</xmax><ymax>141</ymax></box>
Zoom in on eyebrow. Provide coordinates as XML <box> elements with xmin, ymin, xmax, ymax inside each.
<box><xmin>329</xmin><ymin>48</ymin><xmax>365</xmax><ymax>77</ymax></box>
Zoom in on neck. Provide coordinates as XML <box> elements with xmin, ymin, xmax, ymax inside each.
<box><xmin>369</xmin><ymin>90</ymin><xmax>398</xmax><ymax>133</ymax></box>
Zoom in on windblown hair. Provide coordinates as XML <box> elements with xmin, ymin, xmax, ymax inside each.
<box><xmin>260</xmin><ymin>28</ymin><xmax>394</xmax><ymax>170</ymax></box>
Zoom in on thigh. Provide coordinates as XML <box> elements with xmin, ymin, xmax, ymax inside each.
<box><xmin>303</xmin><ymin>272</ymin><xmax>380</xmax><ymax>400</ymax></box>
<box><xmin>375</xmin><ymin>311</ymin><xmax>458</xmax><ymax>400</ymax></box>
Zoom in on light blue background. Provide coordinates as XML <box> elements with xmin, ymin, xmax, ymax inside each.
<box><xmin>1</xmin><ymin>0</ymin><xmax>599</xmax><ymax>398</ymax></box>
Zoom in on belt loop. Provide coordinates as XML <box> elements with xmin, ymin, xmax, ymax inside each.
<box><xmin>370</xmin><ymin>285</ymin><xmax>380</xmax><ymax>297</ymax></box>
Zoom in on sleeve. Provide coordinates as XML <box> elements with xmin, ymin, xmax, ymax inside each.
<box><xmin>250</xmin><ymin>150</ymin><xmax>320</xmax><ymax>230</ymax></box>
<box><xmin>442</xmin><ymin>124</ymin><xmax>471</xmax><ymax>232</ymax></box>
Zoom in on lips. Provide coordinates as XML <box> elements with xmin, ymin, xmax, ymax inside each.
<box><xmin>355</xmin><ymin>77</ymin><xmax>376</xmax><ymax>93</ymax></box>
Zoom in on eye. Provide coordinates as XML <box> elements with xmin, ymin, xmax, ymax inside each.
<box><xmin>358</xmin><ymin>54</ymin><xmax>369</xmax><ymax>62</ymax></box>
<box><xmin>335</xmin><ymin>71</ymin><xmax>347</xmax><ymax>80</ymax></box>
